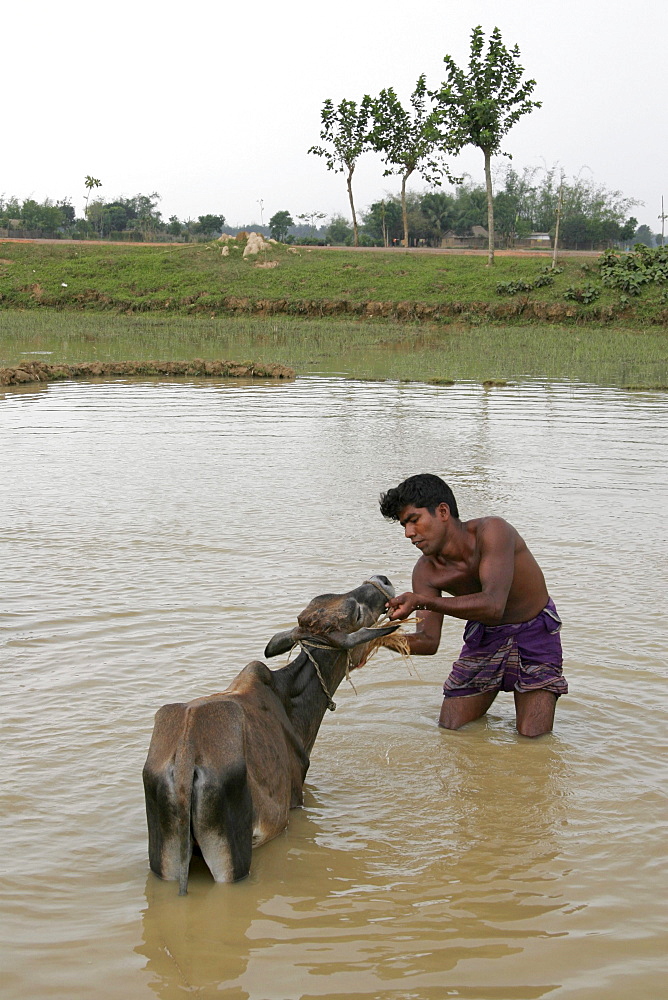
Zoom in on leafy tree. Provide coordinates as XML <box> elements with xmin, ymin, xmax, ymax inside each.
<box><xmin>73</xmin><ymin>218</ymin><xmax>93</xmax><ymax>238</ymax></box>
<box><xmin>362</xmin><ymin>198</ymin><xmax>404</xmax><ymax>245</ymax></box>
<box><xmin>451</xmin><ymin>183</ymin><xmax>488</xmax><ymax>235</ymax></box>
<box><xmin>269</xmin><ymin>210</ymin><xmax>294</xmax><ymax>241</ymax></box>
<box><xmin>420</xmin><ymin>191</ymin><xmax>457</xmax><ymax>242</ymax></box>
<box><xmin>166</xmin><ymin>215</ymin><xmax>183</xmax><ymax>237</ymax></box>
<box><xmin>370</xmin><ymin>75</ymin><xmax>454</xmax><ymax>247</ymax></box>
<box><xmin>123</xmin><ymin>192</ymin><xmax>164</xmax><ymax>238</ymax></box>
<box><xmin>308</xmin><ymin>95</ymin><xmax>373</xmax><ymax>246</ymax></box>
<box><xmin>57</xmin><ymin>200</ymin><xmax>75</xmax><ymax>226</ymax></box>
<box><xmin>433</xmin><ymin>26</ymin><xmax>541</xmax><ymax>264</ymax></box>
<box><xmin>195</xmin><ymin>214</ymin><xmax>225</xmax><ymax>236</ymax></box>
<box><xmin>491</xmin><ymin>164</ymin><xmax>638</xmax><ymax>249</ymax></box>
<box><xmin>20</xmin><ymin>198</ymin><xmax>67</xmax><ymax>232</ymax></box>
<box><xmin>84</xmin><ymin>175</ymin><xmax>102</xmax><ymax>218</ymax></box>
<box><xmin>0</xmin><ymin>196</ymin><xmax>21</xmax><ymax>225</ymax></box>
<box><xmin>137</xmin><ymin>192</ymin><xmax>164</xmax><ymax>236</ymax></box>
<box><xmin>85</xmin><ymin>198</ymin><xmax>106</xmax><ymax>235</ymax></box>
<box><xmin>326</xmin><ymin>215</ymin><xmax>353</xmax><ymax>245</ymax></box>
<box><xmin>633</xmin><ymin>225</ymin><xmax>654</xmax><ymax>247</ymax></box>
<box><xmin>618</xmin><ymin>217</ymin><xmax>637</xmax><ymax>244</ymax></box>
<box><xmin>101</xmin><ymin>201</ymin><xmax>133</xmax><ymax>233</ymax></box>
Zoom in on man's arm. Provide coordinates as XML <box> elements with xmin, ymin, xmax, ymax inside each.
<box><xmin>404</xmin><ymin>561</ymin><xmax>444</xmax><ymax>655</ymax></box>
<box><xmin>389</xmin><ymin>519</ymin><xmax>516</xmax><ymax>626</ymax></box>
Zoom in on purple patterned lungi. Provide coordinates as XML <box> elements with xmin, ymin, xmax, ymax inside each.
<box><xmin>442</xmin><ymin>598</ymin><xmax>568</xmax><ymax>699</ymax></box>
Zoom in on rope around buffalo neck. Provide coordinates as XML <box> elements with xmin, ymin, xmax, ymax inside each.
<box><xmin>290</xmin><ymin>583</ymin><xmax>393</xmax><ymax>712</ymax></box>
<box><xmin>297</xmin><ymin>639</ymin><xmax>347</xmax><ymax>711</ymax></box>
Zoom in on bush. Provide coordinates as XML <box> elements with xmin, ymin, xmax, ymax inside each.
<box><xmin>563</xmin><ymin>283</ymin><xmax>601</xmax><ymax>304</ymax></box>
<box><xmin>496</xmin><ymin>265</ymin><xmax>563</xmax><ymax>296</ymax></box>
<box><xmin>598</xmin><ymin>245</ymin><xmax>668</xmax><ymax>296</ymax></box>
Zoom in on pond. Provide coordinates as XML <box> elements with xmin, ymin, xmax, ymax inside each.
<box><xmin>1</xmin><ymin>372</ymin><xmax>666</xmax><ymax>1000</ymax></box>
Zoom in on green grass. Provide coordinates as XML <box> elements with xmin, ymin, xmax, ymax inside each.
<box><xmin>1</xmin><ymin>240</ymin><xmax>666</xmax><ymax>323</ymax></box>
<box><xmin>2</xmin><ymin>309</ymin><xmax>666</xmax><ymax>388</ymax></box>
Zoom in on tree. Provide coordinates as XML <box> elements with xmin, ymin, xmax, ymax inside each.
<box><xmin>433</xmin><ymin>26</ymin><xmax>541</xmax><ymax>264</ymax></box>
<box><xmin>85</xmin><ymin>198</ymin><xmax>106</xmax><ymax>236</ymax></box>
<box><xmin>326</xmin><ymin>215</ymin><xmax>353</xmax><ymax>245</ymax></box>
<box><xmin>494</xmin><ymin>164</ymin><xmax>639</xmax><ymax>248</ymax></box>
<box><xmin>618</xmin><ymin>217</ymin><xmax>638</xmax><ymax>244</ymax></box>
<box><xmin>308</xmin><ymin>95</ymin><xmax>373</xmax><ymax>246</ymax></box>
<box><xmin>633</xmin><ymin>225</ymin><xmax>654</xmax><ymax>247</ymax></box>
<box><xmin>371</xmin><ymin>75</ymin><xmax>454</xmax><ymax>247</ymax></box>
<box><xmin>0</xmin><ymin>196</ymin><xmax>21</xmax><ymax>226</ymax></box>
<box><xmin>363</xmin><ymin>198</ymin><xmax>404</xmax><ymax>245</ymax></box>
<box><xmin>124</xmin><ymin>192</ymin><xmax>164</xmax><ymax>238</ymax></box>
<box><xmin>195</xmin><ymin>214</ymin><xmax>225</xmax><ymax>236</ymax></box>
<box><xmin>20</xmin><ymin>198</ymin><xmax>67</xmax><ymax>232</ymax></box>
<box><xmin>269</xmin><ymin>210</ymin><xmax>294</xmax><ymax>242</ymax></box>
<box><xmin>450</xmin><ymin>183</ymin><xmax>487</xmax><ymax>235</ymax></box>
<box><xmin>83</xmin><ymin>175</ymin><xmax>102</xmax><ymax>218</ymax></box>
<box><xmin>420</xmin><ymin>191</ymin><xmax>457</xmax><ymax>243</ymax></box>
<box><xmin>57</xmin><ymin>199</ymin><xmax>75</xmax><ymax>226</ymax></box>
<box><xmin>297</xmin><ymin>211</ymin><xmax>326</xmax><ymax>232</ymax></box>
<box><xmin>101</xmin><ymin>201</ymin><xmax>133</xmax><ymax>233</ymax></box>
<box><xmin>166</xmin><ymin>215</ymin><xmax>183</xmax><ymax>237</ymax></box>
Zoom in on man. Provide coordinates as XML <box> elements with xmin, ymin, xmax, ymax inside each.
<box><xmin>380</xmin><ymin>473</ymin><xmax>567</xmax><ymax>737</ymax></box>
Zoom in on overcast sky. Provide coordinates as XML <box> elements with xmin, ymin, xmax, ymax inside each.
<box><xmin>4</xmin><ymin>1</ymin><xmax>666</xmax><ymax>231</ymax></box>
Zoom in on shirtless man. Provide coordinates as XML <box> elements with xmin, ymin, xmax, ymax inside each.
<box><xmin>380</xmin><ymin>473</ymin><xmax>567</xmax><ymax>737</ymax></box>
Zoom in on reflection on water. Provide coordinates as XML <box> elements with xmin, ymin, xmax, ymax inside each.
<box><xmin>1</xmin><ymin>375</ymin><xmax>666</xmax><ymax>999</ymax></box>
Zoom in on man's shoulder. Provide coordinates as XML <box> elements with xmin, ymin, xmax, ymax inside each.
<box><xmin>413</xmin><ymin>554</ymin><xmax>442</xmax><ymax>586</ymax></box>
<box><xmin>469</xmin><ymin>515</ymin><xmax>516</xmax><ymax>537</ymax></box>
<box><xmin>468</xmin><ymin>516</ymin><xmax>523</xmax><ymax>554</ymax></box>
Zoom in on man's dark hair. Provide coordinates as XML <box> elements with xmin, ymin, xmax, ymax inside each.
<box><xmin>379</xmin><ymin>473</ymin><xmax>460</xmax><ymax>521</ymax></box>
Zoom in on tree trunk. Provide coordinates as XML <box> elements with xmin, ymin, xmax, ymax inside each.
<box><xmin>484</xmin><ymin>150</ymin><xmax>494</xmax><ymax>265</ymax></box>
<box><xmin>401</xmin><ymin>169</ymin><xmax>414</xmax><ymax>248</ymax></box>
<box><xmin>346</xmin><ymin>166</ymin><xmax>359</xmax><ymax>247</ymax></box>
<box><xmin>552</xmin><ymin>182</ymin><xmax>563</xmax><ymax>269</ymax></box>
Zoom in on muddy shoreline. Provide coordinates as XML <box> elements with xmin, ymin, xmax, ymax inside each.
<box><xmin>0</xmin><ymin>359</ymin><xmax>295</xmax><ymax>386</ymax></box>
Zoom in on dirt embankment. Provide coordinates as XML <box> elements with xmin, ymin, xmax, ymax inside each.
<box><xmin>208</xmin><ymin>295</ymin><xmax>622</xmax><ymax>323</ymax></box>
<box><xmin>0</xmin><ymin>360</ymin><xmax>295</xmax><ymax>387</ymax></box>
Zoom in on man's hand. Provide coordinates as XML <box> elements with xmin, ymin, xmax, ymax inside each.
<box><xmin>387</xmin><ymin>592</ymin><xmax>428</xmax><ymax>620</ymax></box>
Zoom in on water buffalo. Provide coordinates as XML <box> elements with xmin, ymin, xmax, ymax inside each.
<box><xmin>142</xmin><ymin>575</ymin><xmax>399</xmax><ymax>893</ymax></box>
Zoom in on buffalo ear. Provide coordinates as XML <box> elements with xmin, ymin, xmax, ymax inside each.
<box><xmin>326</xmin><ymin>623</ymin><xmax>401</xmax><ymax>650</ymax></box>
<box><xmin>264</xmin><ymin>626</ymin><xmax>299</xmax><ymax>658</ymax></box>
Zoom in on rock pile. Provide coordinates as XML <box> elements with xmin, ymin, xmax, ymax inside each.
<box><xmin>242</xmin><ymin>232</ymin><xmax>271</xmax><ymax>257</ymax></box>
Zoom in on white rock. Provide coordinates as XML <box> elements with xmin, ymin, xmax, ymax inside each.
<box><xmin>243</xmin><ymin>231</ymin><xmax>270</xmax><ymax>257</ymax></box>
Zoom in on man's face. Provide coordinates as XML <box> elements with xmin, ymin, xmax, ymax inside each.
<box><xmin>398</xmin><ymin>504</ymin><xmax>448</xmax><ymax>556</ymax></box>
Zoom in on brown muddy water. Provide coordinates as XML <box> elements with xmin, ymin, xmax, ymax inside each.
<box><xmin>1</xmin><ymin>374</ymin><xmax>666</xmax><ymax>1000</ymax></box>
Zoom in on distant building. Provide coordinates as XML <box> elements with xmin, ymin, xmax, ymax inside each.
<box><xmin>524</xmin><ymin>232</ymin><xmax>551</xmax><ymax>245</ymax></box>
<box><xmin>437</xmin><ymin>227</ymin><xmax>552</xmax><ymax>250</ymax></box>
<box><xmin>439</xmin><ymin>226</ymin><xmax>489</xmax><ymax>249</ymax></box>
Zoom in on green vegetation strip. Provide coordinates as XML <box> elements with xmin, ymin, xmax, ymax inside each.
<box><xmin>0</xmin><ymin>359</ymin><xmax>295</xmax><ymax>386</ymax></box>
<box><xmin>1</xmin><ymin>241</ymin><xmax>667</xmax><ymax>324</ymax></box>
<box><xmin>2</xmin><ymin>310</ymin><xmax>666</xmax><ymax>389</ymax></box>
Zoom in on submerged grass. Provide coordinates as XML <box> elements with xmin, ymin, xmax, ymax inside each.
<box><xmin>1</xmin><ymin>308</ymin><xmax>666</xmax><ymax>388</ymax></box>
<box><xmin>1</xmin><ymin>240</ymin><xmax>667</xmax><ymax>324</ymax></box>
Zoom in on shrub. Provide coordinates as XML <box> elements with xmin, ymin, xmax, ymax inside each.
<box><xmin>563</xmin><ymin>283</ymin><xmax>601</xmax><ymax>304</ymax></box>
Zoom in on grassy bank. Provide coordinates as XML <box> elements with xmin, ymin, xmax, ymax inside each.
<box><xmin>1</xmin><ymin>240</ymin><xmax>667</xmax><ymax>324</ymax></box>
<box><xmin>2</xmin><ymin>309</ymin><xmax>666</xmax><ymax>388</ymax></box>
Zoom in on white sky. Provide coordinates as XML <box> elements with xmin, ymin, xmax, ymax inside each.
<box><xmin>3</xmin><ymin>0</ymin><xmax>666</xmax><ymax>230</ymax></box>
